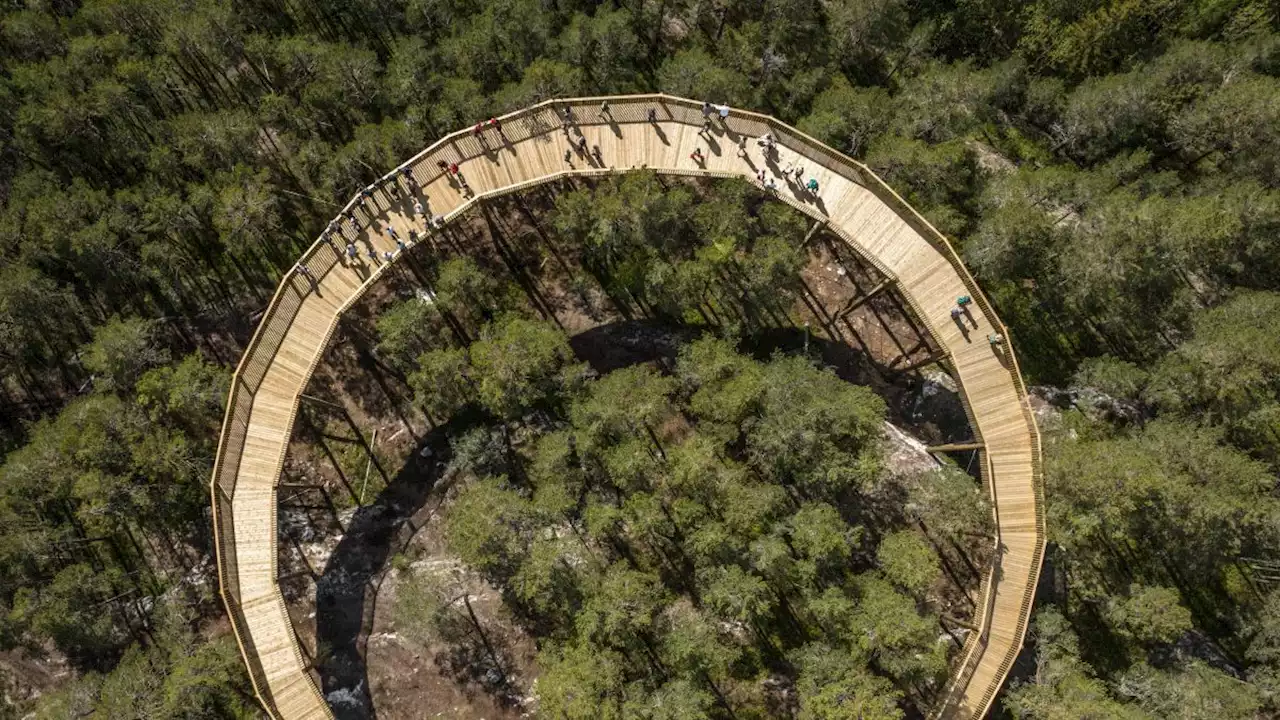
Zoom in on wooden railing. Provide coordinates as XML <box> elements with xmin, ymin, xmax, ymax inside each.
<box><xmin>210</xmin><ymin>93</ymin><xmax>1043</xmax><ymax>720</ymax></box>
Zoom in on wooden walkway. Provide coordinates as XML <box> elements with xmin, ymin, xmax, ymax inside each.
<box><xmin>210</xmin><ymin>95</ymin><xmax>1044</xmax><ymax>720</ymax></box>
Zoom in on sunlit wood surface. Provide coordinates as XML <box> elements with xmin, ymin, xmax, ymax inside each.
<box><xmin>210</xmin><ymin>94</ymin><xmax>1044</xmax><ymax>720</ymax></box>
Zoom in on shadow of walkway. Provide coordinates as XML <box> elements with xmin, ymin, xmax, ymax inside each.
<box><xmin>315</xmin><ymin>424</ymin><xmax>454</xmax><ymax>719</ymax></box>
<box><xmin>567</xmin><ymin>319</ymin><xmax>695</xmax><ymax>374</ymax></box>
<box><xmin>311</xmin><ymin>320</ymin><xmax>970</xmax><ymax>717</ymax></box>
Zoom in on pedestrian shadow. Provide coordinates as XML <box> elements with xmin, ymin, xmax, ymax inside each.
<box><xmin>952</xmin><ymin>313</ymin><xmax>972</xmax><ymax>343</ymax></box>
<box><xmin>652</xmin><ymin>123</ymin><xmax>669</xmax><ymax>146</ymax></box>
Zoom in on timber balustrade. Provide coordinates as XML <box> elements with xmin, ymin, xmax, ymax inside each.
<box><xmin>210</xmin><ymin>94</ymin><xmax>1045</xmax><ymax>720</ymax></box>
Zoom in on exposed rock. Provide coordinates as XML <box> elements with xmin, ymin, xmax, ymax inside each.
<box><xmin>883</xmin><ymin>421</ymin><xmax>942</xmax><ymax>478</ymax></box>
<box><xmin>1032</xmin><ymin>385</ymin><xmax>1146</xmax><ymax>428</ymax></box>
<box><xmin>327</xmin><ymin>681</ymin><xmax>368</xmax><ymax>708</ymax></box>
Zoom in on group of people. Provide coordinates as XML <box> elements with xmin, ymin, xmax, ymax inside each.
<box><xmin>472</xmin><ymin>116</ymin><xmax>503</xmax><ymax>139</ymax></box>
<box><xmin>302</xmin><ymin>98</ymin><xmax>839</xmax><ymax>287</ymax></box>
<box><xmin>303</xmin><ymin>168</ymin><xmax>454</xmax><ymax>280</ymax></box>
<box><xmin>947</xmin><ymin>294</ymin><xmax>1004</xmax><ymax>347</ymax></box>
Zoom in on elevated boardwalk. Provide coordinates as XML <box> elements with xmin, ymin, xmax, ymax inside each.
<box><xmin>210</xmin><ymin>95</ymin><xmax>1044</xmax><ymax>719</ymax></box>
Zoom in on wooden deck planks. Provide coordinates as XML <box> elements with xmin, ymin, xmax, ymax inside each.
<box><xmin>211</xmin><ymin>95</ymin><xmax>1044</xmax><ymax>720</ymax></box>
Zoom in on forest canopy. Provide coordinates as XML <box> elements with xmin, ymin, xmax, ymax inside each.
<box><xmin>2</xmin><ymin>0</ymin><xmax>1280</xmax><ymax>717</ymax></box>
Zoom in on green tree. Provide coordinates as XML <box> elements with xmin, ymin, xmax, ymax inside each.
<box><xmin>81</xmin><ymin>317</ymin><xmax>169</xmax><ymax>393</ymax></box>
<box><xmin>657</xmin><ymin>48</ymin><xmax>752</xmax><ymax>107</ymax></box>
<box><xmin>1171</xmin><ymin>73</ymin><xmax>1280</xmax><ymax>186</ymax></box>
<box><xmin>434</xmin><ymin>256</ymin><xmax>514</xmax><ymax>331</ymax></box>
<box><xmin>748</xmin><ymin>355</ymin><xmax>885</xmax><ymax>497</ymax></box>
<box><xmin>535</xmin><ymin>641</ymin><xmax>626</xmax><ymax>720</ymax></box>
<box><xmin>865</xmin><ymin>135</ymin><xmax>981</xmax><ymax>237</ymax></box>
<box><xmin>1105</xmin><ymin>584</ymin><xmax>1193</xmax><ymax>646</ymax></box>
<box><xmin>788</xmin><ymin>502</ymin><xmax>857</xmax><ymax>582</ymax></box>
<box><xmin>134</xmin><ymin>353</ymin><xmax>229</xmax><ymax>433</ymax></box>
<box><xmin>577</xmin><ymin>566</ymin><xmax>669</xmax><ymax>649</ymax></box>
<box><xmin>468</xmin><ymin>316</ymin><xmax>582</xmax><ymax>419</ymax></box>
<box><xmin>375</xmin><ymin>296</ymin><xmax>443</xmax><ymax>371</ymax></box>
<box><xmin>623</xmin><ymin>679</ymin><xmax>715</xmax><ymax>720</ymax></box>
<box><xmin>1147</xmin><ymin>291</ymin><xmax>1280</xmax><ymax>461</ymax></box>
<box><xmin>793</xmin><ymin>642</ymin><xmax>903</xmax><ymax>720</ymax></box>
<box><xmin>571</xmin><ymin>365</ymin><xmax>676</xmax><ymax>455</ymax></box>
<box><xmin>9</xmin><ymin>564</ymin><xmax>122</xmax><ymax>667</ymax></box>
<box><xmin>699</xmin><ymin>564</ymin><xmax>774</xmax><ymax>625</ymax></box>
<box><xmin>877</xmin><ymin>530</ymin><xmax>939</xmax><ymax>597</ymax></box>
<box><xmin>444</xmin><ymin>476</ymin><xmax>531</xmax><ymax>579</ymax></box>
<box><xmin>1007</xmin><ymin>609</ymin><xmax>1154</xmax><ymax>720</ymax></box>
<box><xmin>409</xmin><ymin>346</ymin><xmax>473</xmax><ymax>420</ymax></box>
<box><xmin>849</xmin><ymin>574</ymin><xmax>946</xmax><ymax>686</ymax></box>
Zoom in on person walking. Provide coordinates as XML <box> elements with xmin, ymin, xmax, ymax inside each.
<box><xmin>756</xmin><ymin>168</ymin><xmax>766</xmax><ymax>184</ymax></box>
<box><xmin>598</xmin><ymin>100</ymin><xmax>610</xmax><ymax>119</ymax></box>
<box><xmin>564</xmin><ymin>149</ymin><xmax>573</xmax><ymax>164</ymax></box>
<box><xmin>701</xmin><ymin>101</ymin><xmax>713</xmax><ymax>117</ymax></box>
<box><xmin>397</xmin><ymin>239</ymin><xmax>408</xmax><ymax>254</ymax></box>
<box><xmin>793</xmin><ymin>166</ymin><xmax>805</xmax><ymax>182</ymax></box>
<box><xmin>690</xmin><ymin>147</ymin><xmax>705</xmax><ymax>163</ymax></box>
<box><xmin>489</xmin><ymin>117</ymin><xmax>502</xmax><ymax>133</ymax></box>
<box><xmin>737</xmin><ymin>136</ymin><xmax>748</xmax><ymax>158</ymax></box>
<box><xmin>718</xmin><ymin>104</ymin><xmax>730</xmax><ymax>123</ymax></box>
<box><xmin>577</xmin><ymin>135</ymin><xmax>588</xmax><ymax>154</ymax></box>
<box><xmin>448</xmin><ymin>162</ymin><xmax>460</xmax><ymax>176</ymax></box>
<box><xmin>346</xmin><ymin>242</ymin><xmax>358</xmax><ymax>260</ymax></box>
<box><xmin>383</xmin><ymin>250</ymin><xmax>395</xmax><ymax>262</ymax></box>
<box><xmin>562</xmin><ymin>105</ymin><xmax>574</xmax><ymax>127</ymax></box>
<box><xmin>647</xmin><ymin>107</ymin><xmax>658</xmax><ymax>123</ymax></box>
<box><xmin>701</xmin><ymin>118</ymin><xmax>713</xmax><ymax>137</ymax></box>
<box><xmin>806</xmin><ymin>177</ymin><xmax>819</xmax><ymax>193</ymax></box>
<box><xmin>386</xmin><ymin>226</ymin><xmax>399</xmax><ymax>242</ymax></box>
<box><xmin>413</xmin><ymin>199</ymin><xmax>424</xmax><ymax>217</ymax></box>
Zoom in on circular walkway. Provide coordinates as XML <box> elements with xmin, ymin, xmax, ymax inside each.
<box><xmin>210</xmin><ymin>94</ymin><xmax>1044</xmax><ymax>720</ymax></box>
